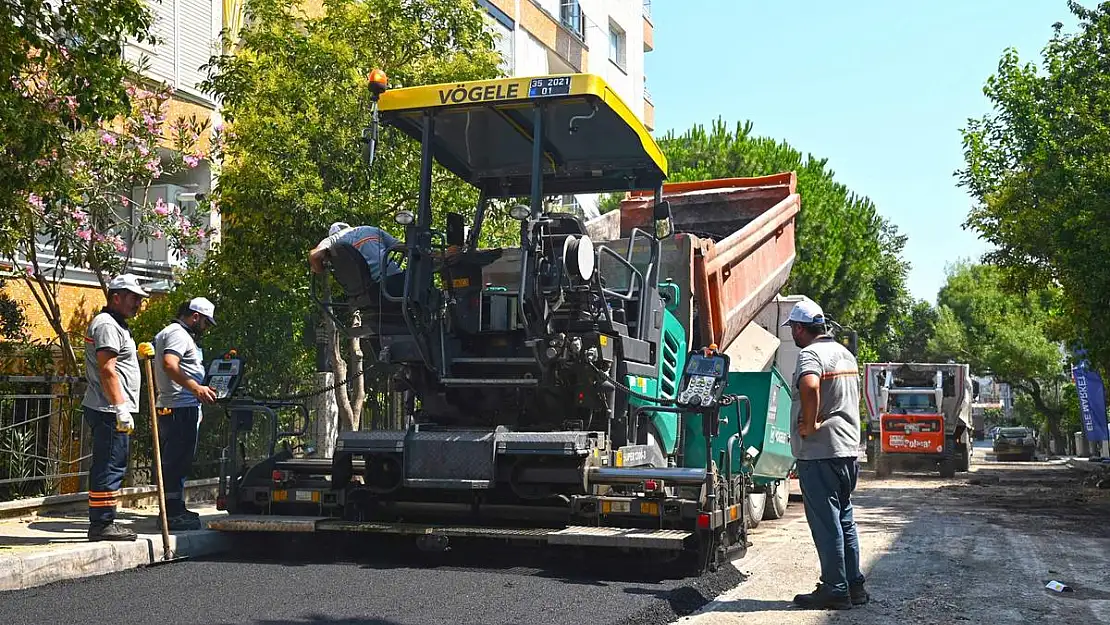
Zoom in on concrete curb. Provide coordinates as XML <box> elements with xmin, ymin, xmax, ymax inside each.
<box><xmin>0</xmin><ymin>529</ymin><xmax>232</xmax><ymax>592</ymax></box>
<box><xmin>0</xmin><ymin>478</ymin><xmax>219</xmax><ymax>521</ymax></box>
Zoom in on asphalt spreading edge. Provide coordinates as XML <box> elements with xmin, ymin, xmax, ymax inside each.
<box><xmin>610</xmin><ymin>563</ymin><xmax>749</xmax><ymax>625</ymax></box>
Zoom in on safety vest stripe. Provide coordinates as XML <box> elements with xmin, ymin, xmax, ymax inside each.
<box><xmin>352</xmin><ymin>235</ymin><xmax>380</xmax><ymax>249</ymax></box>
<box><xmin>821</xmin><ymin>370</ymin><xmax>859</xmax><ymax>379</ymax></box>
<box><xmin>88</xmin><ymin>499</ymin><xmax>118</xmax><ymax>508</ymax></box>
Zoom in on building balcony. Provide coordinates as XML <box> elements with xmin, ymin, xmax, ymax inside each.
<box><xmin>643</xmin><ymin>96</ymin><xmax>654</xmax><ymax>132</ymax></box>
<box><xmin>522</xmin><ymin>0</ymin><xmax>588</xmax><ymax>72</ymax></box>
<box><xmin>643</xmin><ymin>7</ymin><xmax>653</xmax><ymax>52</ymax></box>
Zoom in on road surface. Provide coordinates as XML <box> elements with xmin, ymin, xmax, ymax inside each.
<box><xmin>2</xmin><ymin>444</ymin><xmax>1107</xmax><ymax>625</ymax></box>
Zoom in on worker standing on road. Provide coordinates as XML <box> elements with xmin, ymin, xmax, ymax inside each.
<box><xmin>153</xmin><ymin>297</ymin><xmax>219</xmax><ymax>531</ymax></box>
<box><xmin>82</xmin><ymin>274</ymin><xmax>149</xmax><ymax>542</ymax></box>
<box><xmin>783</xmin><ymin>298</ymin><xmax>868</xmax><ymax>610</ymax></box>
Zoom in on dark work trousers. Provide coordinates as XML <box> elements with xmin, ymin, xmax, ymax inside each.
<box><xmin>796</xmin><ymin>457</ymin><xmax>865</xmax><ymax>596</ymax></box>
<box><xmin>85</xmin><ymin>407</ymin><xmax>130</xmax><ymax>525</ymax></box>
<box><xmin>158</xmin><ymin>406</ymin><xmax>200</xmax><ymax>516</ymax></box>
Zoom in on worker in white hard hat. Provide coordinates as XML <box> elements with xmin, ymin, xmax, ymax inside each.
<box><xmin>153</xmin><ymin>296</ymin><xmax>219</xmax><ymax>531</ymax></box>
<box><xmin>782</xmin><ymin>297</ymin><xmax>868</xmax><ymax>610</ymax></box>
<box><xmin>83</xmin><ymin>274</ymin><xmax>149</xmax><ymax>541</ymax></box>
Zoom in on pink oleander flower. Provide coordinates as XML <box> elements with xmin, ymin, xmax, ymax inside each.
<box><xmin>183</xmin><ymin>154</ymin><xmax>199</xmax><ymax>168</ymax></box>
<box><xmin>71</xmin><ymin>208</ymin><xmax>88</xmax><ymax>225</ymax></box>
<box><xmin>138</xmin><ymin>144</ymin><xmax>150</xmax><ymax>157</ymax></box>
<box><xmin>145</xmin><ymin>159</ymin><xmax>162</xmax><ymax>176</ymax></box>
<box><xmin>76</xmin><ymin>228</ymin><xmax>92</xmax><ymax>241</ymax></box>
<box><xmin>119</xmin><ymin>195</ymin><xmax>130</xmax><ymax>207</ymax></box>
<box><xmin>27</xmin><ymin>193</ymin><xmax>45</xmax><ymax>212</ymax></box>
<box><xmin>195</xmin><ymin>226</ymin><xmax>206</xmax><ymax>240</ymax></box>
<box><xmin>63</xmin><ymin>96</ymin><xmax>77</xmax><ymax>115</ymax></box>
<box><xmin>152</xmin><ymin>230</ymin><xmax>164</xmax><ymax>240</ymax></box>
<box><xmin>100</xmin><ymin>132</ymin><xmax>117</xmax><ymax>146</ymax></box>
<box><xmin>154</xmin><ymin>197</ymin><xmax>169</xmax><ymax>216</ymax></box>
<box><xmin>112</xmin><ymin>236</ymin><xmax>127</xmax><ymax>254</ymax></box>
<box><xmin>24</xmin><ymin>264</ymin><xmax>34</xmax><ymax>277</ymax></box>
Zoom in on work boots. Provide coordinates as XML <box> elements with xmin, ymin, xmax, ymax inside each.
<box><xmin>850</xmin><ymin>582</ymin><xmax>870</xmax><ymax>606</ymax></box>
<box><xmin>792</xmin><ymin>583</ymin><xmax>852</xmax><ymax>610</ymax></box>
<box><xmin>157</xmin><ymin>514</ymin><xmax>202</xmax><ymax>531</ymax></box>
<box><xmin>88</xmin><ymin>522</ymin><xmax>137</xmax><ymax>542</ymax></box>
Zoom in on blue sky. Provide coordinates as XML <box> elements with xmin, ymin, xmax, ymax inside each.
<box><xmin>646</xmin><ymin>1</ymin><xmax>1078</xmax><ymax>303</ymax></box>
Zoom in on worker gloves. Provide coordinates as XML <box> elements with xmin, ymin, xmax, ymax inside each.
<box><xmin>113</xmin><ymin>404</ymin><xmax>135</xmax><ymax>434</ymax></box>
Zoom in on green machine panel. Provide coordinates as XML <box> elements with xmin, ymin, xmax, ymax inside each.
<box><xmin>682</xmin><ymin>366</ymin><xmax>795</xmax><ymax>484</ymax></box>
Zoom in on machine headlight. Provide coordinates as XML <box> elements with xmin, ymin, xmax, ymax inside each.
<box><xmin>509</xmin><ymin>204</ymin><xmax>530</xmax><ymax>221</ymax></box>
<box><xmin>394</xmin><ymin>210</ymin><xmax>415</xmax><ymax>226</ymax></box>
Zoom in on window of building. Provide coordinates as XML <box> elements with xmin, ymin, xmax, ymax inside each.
<box><xmin>560</xmin><ymin>0</ymin><xmax>585</xmax><ymax>40</ymax></box>
<box><xmin>124</xmin><ymin>0</ymin><xmax>217</xmax><ymax>101</ymax></box>
<box><xmin>609</xmin><ymin>20</ymin><xmax>626</xmax><ymax>70</ymax></box>
<box><xmin>479</xmin><ymin>0</ymin><xmax>515</xmax><ymax>74</ymax></box>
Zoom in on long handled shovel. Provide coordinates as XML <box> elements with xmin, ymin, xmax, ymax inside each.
<box><xmin>140</xmin><ymin>345</ymin><xmax>188</xmax><ymax>565</ymax></box>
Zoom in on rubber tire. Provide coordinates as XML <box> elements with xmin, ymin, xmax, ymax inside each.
<box><xmin>939</xmin><ymin>456</ymin><xmax>957</xmax><ymax>478</ymax></box>
<box><xmin>762</xmin><ymin>479</ymin><xmax>789</xmax><ymax>521</ymax></box>
<box><xmin>745</xmin><ymin>490</ymin><xmax>767</xmax><ymax>529</ymax></box>
<box><xmin>875</xmin><ymin>456</ymin><xmax>893</xmax><ymax>478</ymax></box>
<box><xmin>957</xmin><ymin>445</ymin><xmax>970</xmax><ymax>472</ymax></box>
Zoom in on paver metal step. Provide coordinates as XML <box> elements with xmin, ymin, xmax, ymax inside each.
<box><xmin>208</xmin><ymin>516</ymin><xmax>694</xmax><ymax>550</ymax></box>
<box><xmin>547</xmin><ymin>526</ymin><xmax>693</xmax><ymax>550</ymax></box>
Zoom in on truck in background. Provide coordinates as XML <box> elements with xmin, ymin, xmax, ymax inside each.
<box><xmin>863</xmin><ymin>362</ymin><xmax>973</xmax><ymax>478</ymax></box>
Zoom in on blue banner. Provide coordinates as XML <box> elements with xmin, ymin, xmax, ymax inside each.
<box><xmin>1072</xmin><ymin>362</ymin><xmax>1109</xmax><ymax>442</ymax></box>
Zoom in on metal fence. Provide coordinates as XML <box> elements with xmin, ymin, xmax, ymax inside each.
<box><xmin>0</xmin><ymin>378</ymin><xmax>89</xmax><ymax>501</ymax></box>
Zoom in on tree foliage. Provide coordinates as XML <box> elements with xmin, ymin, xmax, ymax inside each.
<box><xmin>929</xmin><ymin>262</ymin><xmax>1069</xmax><ymax>440</ymax></box>
<box><xmin>657</xmin><ymin>119</ymin><xmax>911</xmax><ymax>357</ymax></box>
<box><xmin>3</xmin><ymin>2</ymin><xmax>213</xmax><ymax>373</ymax></box>
<box><xmin>1</xmin><ymin>0</ymin><xmax>155</xmax><ymax>252</ymax></box>
<box><xmin>132</xmin><ymin>0</ymin><xmax>508</xmax><ymax>428</ymax></box>
<box><xmin>959</xmin><ymin>1</ymin><xmax>1110</xmax><ymax>374</ymax></box>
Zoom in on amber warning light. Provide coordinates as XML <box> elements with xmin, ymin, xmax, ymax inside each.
<box><xmin>368</xmin><ymin>69</ymin><xmax>389</xmax><ymax>95</ymax></box>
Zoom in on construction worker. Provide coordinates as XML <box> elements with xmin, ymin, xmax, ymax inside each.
<box><xmin>153</xmin><ymin>297</ymin><xmax>219</xmax><ymax>530</ymax></box>
<box><xmin>308</xmin><ymin>222</ymin><xmax>405</xmax><ymax>293</ymax></box>
<box><xmin>782</xmin><ymin>298</ymin><xmax>868</xmax><ymax>610</ymax></box>
<box><xmin>82</xmin><ymin>274</ymin><xmax>148</xmax><ymax>541</ymax></box>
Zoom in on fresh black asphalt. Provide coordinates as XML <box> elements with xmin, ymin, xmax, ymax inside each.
<box><xmin>0</xmin><ymin>535</ymin><xmax>747</xmax><ymax>625</ymax></box>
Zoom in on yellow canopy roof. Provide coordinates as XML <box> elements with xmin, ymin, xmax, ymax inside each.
<box><xmin>379</xmin><ymin>73</ymin><xmax>668</xmax><ymax>197</ymax></box>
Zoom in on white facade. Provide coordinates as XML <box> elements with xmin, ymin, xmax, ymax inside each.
<box><xmin>481</xmin><ymin>0</ymin><xmax>653</xmax><ymax>218</ymax></box>
<box><xmin>124</xmin><ymin>0</ymin><xmax>223</xmax><ymax>104</ymax></box>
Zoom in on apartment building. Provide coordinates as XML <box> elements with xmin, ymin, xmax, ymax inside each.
<box><xmin>479</xmin><ymin>0</ymin><xmax>656</xmax><ymax>218</ymax></box>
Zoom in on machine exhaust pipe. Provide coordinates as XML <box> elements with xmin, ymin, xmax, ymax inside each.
<box><xmin>586</xmin><ymin>466</ymin><xmax>708</xmax><ymax>486</ymax></box>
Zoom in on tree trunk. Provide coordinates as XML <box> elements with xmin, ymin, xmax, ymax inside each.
<box><xmin>1017</xmin><ymin>379</ymin><xmax>1064</xmax><ymax>448</ymax></box>
<box><xmin>20</xmin><ymin>272</ymin><xmax>80</xmax><ymax>375</ymax></box>
<box><xmin>326</xmin><ymin>316</ymin><xmax>365</xmax><ymax>432</ymax></box>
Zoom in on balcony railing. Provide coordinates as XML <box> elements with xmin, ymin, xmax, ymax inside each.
<box><xmin>643</xmin><ymin>0</ymin><xmax>651</xmax><ymax>20</ymax></box>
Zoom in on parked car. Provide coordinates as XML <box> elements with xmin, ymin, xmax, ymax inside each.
<box><xmin>992</xmin><ymin>427</ymin><xmax>1036</xmax><ymax>461</ymax></box>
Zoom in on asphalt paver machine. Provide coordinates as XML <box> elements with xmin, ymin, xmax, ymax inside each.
<box><xmin>210</xmin><ymin>73</ymin><xmax>802</xmax><ymax>573</ymax></box>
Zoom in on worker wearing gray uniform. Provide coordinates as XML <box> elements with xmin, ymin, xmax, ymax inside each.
<box><xmin>783</xmin><ymin>298</ymin><xmax>869</xmax><ymax>610</ymax></box>
<box><xmin>154</xmin><ymin>297</ymin><xmax>218</xmax><ymax>530</ymax></box>
<box><xmin>83</xmin><ymin>274</ymin><xmax>148</xmax><ymax>541</ymax></box>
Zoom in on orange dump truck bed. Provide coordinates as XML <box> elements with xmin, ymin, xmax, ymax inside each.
<box><xmin>615</xmin><ymin>173</ymin><xmax>800</xmax><ymax>351</ymax></box>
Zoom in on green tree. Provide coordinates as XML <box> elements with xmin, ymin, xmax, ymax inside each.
<box><xmin>2</xmin><ymin>0</ymin><xmax>155</xmax><ymax>252</ymax></box>
<box><xmin>959</xmin><ymin>1</ymin><xmax>1110</xmax><ymax>374</ymax></box>
<box><xmin>135</xmin><ymin>0</ymin><xmax>508</xmax><ymax>431</ymax></box>
<box><xmin>657</xmin><ymin>119</ymin><xmax>910</xmax><ymax>357</ymax></box>
<box><xmin>929</xmin><ymin>262</ymin><xmax>1069</xmax><ymax>442</ymax></box>
<box><xmin>892</xmin><ymin>300</ymin><xmax>939</xmax><ymax>362</ymax></box>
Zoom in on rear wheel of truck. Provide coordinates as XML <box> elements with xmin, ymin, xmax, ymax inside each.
<box><xmin>939</xmin><ymin>455</ymin><xmax>957</xmax><ymax>478</ymax></box>
<box><xmin>762</xmin><ymin>479</ymin><xmax>789</xmax><ymax>521</ymax></box>
<box><xmin>875</xmin><ymin>455</ymin><xmax>893</xmax><ymax>478</ymax></box>
<box><xmin>745</xmin><ymin>490</ymin><xmax>767</xmax><ymax>528</ymax></box>
<box><xmin>957</xmin><ymin>444</ymin><xmax>970</xmax><ymax>472</ymax></box>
